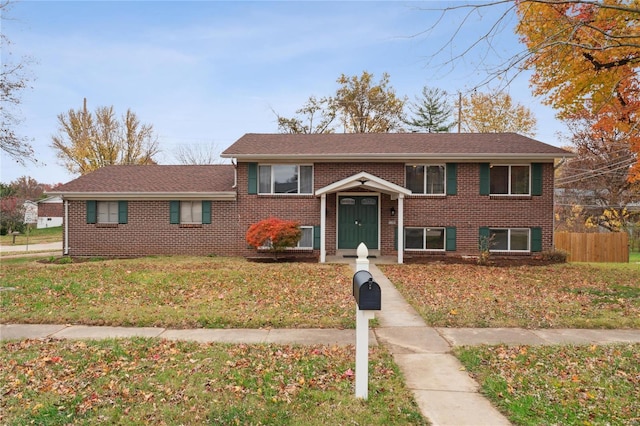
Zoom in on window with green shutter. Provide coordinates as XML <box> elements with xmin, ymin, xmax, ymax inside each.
<box><xmin>479</xmin><ymin>163</ymin><xmax>490</xmax><ymax>195</ymax></box>
<box><xmin>445</xmin><ymin>227</ymin><xmax>456</xmax><ymax>251</ymax></box>
<box><xmin>169</xmin><ymin>201</ymin><xmax>180</xmax><ymax>224</ymax></box>
<box><xmin>86</xmin><ymin>200</ymin><xmax>97</xmax><ymax>224</ymax></box>
<box><xmin>118</xmin><ymin>201</ymin><xmax>128</xmax><ymax>224</ymax></box>
<box><xmin>202</xmin><ymin>201</ymin><xmax>211</xmax><ymax>224</ymax></box>
<box><xmin>313</xmin><ymin>225</ymin><xmax>321</xmax><ymax>249</ymax></box>
<box><xmin>479</xmin><ymin>227</ymin><xmax>491</xmax><ymax>250</ymax></box>
<box><xmin>531</xmin><ymin>163</ymin><xmax>543</xmax><ymax>196</ymax></box>
<box><xmin>446</xmin><ymin>163</ymin><xmax>457</xmax><ymax>195</ymax></box>
<box><xmin>247</xmin><ymin>163</ymin><xmax>258</xmax><ymax>194</ymax></box>
<box><xmin>531</xmin><ymin>227</ymin><xmax>542</xmax><ymax>252</ymax></box>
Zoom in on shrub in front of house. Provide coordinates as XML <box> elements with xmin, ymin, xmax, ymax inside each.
<box><xmin>246</xmin><ymin>217</ymin><xmax>302</xmax><ymax>259</ymax></box>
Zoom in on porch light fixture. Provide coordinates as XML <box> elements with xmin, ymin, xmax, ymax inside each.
<box><xmin>357</xmin><ymin>177</ymin><xmax>369</xmax><ymax>185</ymax></box>
<box><xmin>390</xmin><ymin>207</ymin><xmax>396</xmax><ymax>216</ymax></box>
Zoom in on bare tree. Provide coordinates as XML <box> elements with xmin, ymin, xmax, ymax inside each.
<box><xmin>173</xmin><ymin>142</ymin><xmax>223</xmax><ymax>165</ymax></box>
<box><xmin>274</xmin><ymin>96</ymin><xmax>337</xmax><ymax>134</ymax></box>
<box><xmin>0</xmin><ymin>0</ymin><xmax>36</xmax><ymax>164</ymax></box>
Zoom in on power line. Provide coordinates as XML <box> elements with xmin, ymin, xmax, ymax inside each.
<box><xmin>556</xmin><ymin>157</ymin><xmax>636</xmax><ymax>185</ymax></box>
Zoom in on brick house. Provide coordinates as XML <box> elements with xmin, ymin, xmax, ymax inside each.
<box><xmin>49</xmin><ymin>133</ymin><xmax>571</xmax><ymax>263</ymax></box>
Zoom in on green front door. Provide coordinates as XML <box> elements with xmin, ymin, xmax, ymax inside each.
<box><xmin>338</xmin><ymin>196</ymin><xmax>378</xmax><ymax>249</ymax></box>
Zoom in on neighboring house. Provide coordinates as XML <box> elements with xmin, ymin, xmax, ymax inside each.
<box><xmin>37</xmin><ymin>196</ymin><xmax>64</xmax><ymax>229</ymax></box>
<box><xmin>49</xmin><ymin>133</ymin><xmax>571</xmax><ymax>263</ymax></box>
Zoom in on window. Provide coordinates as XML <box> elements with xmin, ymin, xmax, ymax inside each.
<box><xmin>406</xmin><ymin>165</ymin><xmax>445</xmax><ymax>194</ymax></box>
<box><xmin>405</xmin><ymin>227</ymin><xmax>446</xmax><ymax>250</ymax></box>
<box><xmin>180</xmin><ymin>201</ymin><xmax>202</xmax><ymax>224</ymax></box>
<box><xmin>258</xmin><ymin>165</ymin><xmax>313</xmax><ymax>194</ymax></box>
<box><xmin>297</xmin><ymin>226</ymin><xmax>313</xmax><ymax>249</ymax></box>
<box><xmin>490</xmin><ymin>228</ymin><xmax>530</xmax><ymax>252</ymax></box>
<box><xmin>259</xmin><ymin>226</ymin><xmax>314</xmax><ymax>250</ymax></box>
<box><xmin>87</xmin><ymin>200</ymin><xmax>127</xmax><ymax>224</ymax></box>
<box><xmin>97</xmin><ymin>201</ymin><xmax>118</xmax><ymax>223</ymax></box>
<box><xmin>170</xmin><ymin>201</ymin><xmax>211</xmax><ymax>225</ymax></box>
<box><xmin>490</xmin><ymin>165</ymin><xmax>530</xmax><ymax>195</ymax></box>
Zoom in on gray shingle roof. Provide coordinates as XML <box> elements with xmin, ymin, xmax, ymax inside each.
<box><xmin>221</xmin><ymin>133</ymin><xmax>571</xmax><ymax>159</ymax></box>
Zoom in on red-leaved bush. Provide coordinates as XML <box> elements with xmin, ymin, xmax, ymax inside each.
<box><xmin>246</xmin><ymin>217</ymin><xmax>302</xmax><ymax>258</ymax></box>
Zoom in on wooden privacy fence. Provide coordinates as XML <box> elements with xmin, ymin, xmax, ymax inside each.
<box><xmin>554</xmin><ymin>232</ymin><xmax>629</xmax><ymax>263</ymax></box>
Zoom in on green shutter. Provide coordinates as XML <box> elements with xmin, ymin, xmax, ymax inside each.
<box><xmin>118</xmin><ymin>201</ymin><xmax>128</xmax><ymax>224</ymax></box>
<box><xmin>445</xmin><ymin>227</ymin><xmax>457</xmax><ymax>251</ymax></box>
<box><xmin>394</xmin><ymin>227</ymin><xmax>399</xmax><ymax>250</ymax></box>
<box><xmin>479</xmin><ymin>163</ymin><xmax>490</xmax><ymax>195</ymax></box>
<box><xmin>531</xmin><ymin>163</ymin><xmax>543</xmax><ymax>196</ymax></box>
<box><xmin>247</xmin><ymin>163</ymin><xmax>258</xmax><ymax>194</ymax></box>
<box><xmin>86</xmin><ymin>200</ymin><xmax>97</xmax><ymax>224</ymax></box>
<box><xmin>202</xmin><ymin>201</ymin><xmax>211</xmax><ymax>224</ymax></box>
<box><xmin>479</xmin><ymin>227</ymin><xmax>490</xmax><ymax>250</ymax></box>
<box><xmin>170</xmin><ymin>201</ymin><xmax>180</xmax><ymax>224</ymax></box>
<box><xmin>446</xmin><ymin>163</ymin><xmax>457</xmax><ymax>195</ymax></box>
<box><xmin>313</xmin><ymin>225</ymin><xmax>321</xmax><ymax>249</ymax></box>
<box><xmin>531</xmin><ymin>227</ymin><xmax>543</xmax><ymax>252</ymax></box>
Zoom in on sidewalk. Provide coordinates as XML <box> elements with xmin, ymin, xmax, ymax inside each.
<box><xmin>0</xmin><ymin>241</ymin><xmax>62</xmax><ymax>255</ymax></box>
<box><xmin>2</xmin><ymin>261</ymin><xmax>640</xmax><ymax>426</ymax></box>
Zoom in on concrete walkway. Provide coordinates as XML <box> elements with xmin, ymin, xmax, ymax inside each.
<box><xmin>0</xmin><ymin>241</ymin><xmax>62</xmax><ymax>255</ymax></box>
<box><xmin>368</xmin><ymin>264</ymin><xmax>512</xmax><ymax>426</ymax></box>
<box><xmin>2</xmin><ymin>260</ymin><xmax>640</xmax><ymax>425</ymax></box>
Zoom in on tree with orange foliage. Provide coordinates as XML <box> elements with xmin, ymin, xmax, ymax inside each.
<box><xmin>556</xmin><ymin>108</ymin><xmax>640</xmax><ymax>232</ymax></box>
<box><xmin>422</xmin><ymin>1</ymin><xmax>640</xmax><ymax>180</ymax></box>
<box><xmin>245</xmin><ymin>218</ymin><xmax>302</xmax><ymax>259</ymax></box>
<box><xmin>515</xmin><ymin>1</ymin><xmax>640</xmax><ymax>180</ymax></box>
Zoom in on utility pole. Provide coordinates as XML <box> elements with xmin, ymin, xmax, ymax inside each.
<box><xmin>457</xmin><ymin>92</ymin><xmax>462</xmax><ymax>133</ymax></box>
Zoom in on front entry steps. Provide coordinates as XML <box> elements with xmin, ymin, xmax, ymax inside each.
<box><xmin>336</xmin><ymin>249</ymin><xmax>380</xmax><ymax>258</ymax></box>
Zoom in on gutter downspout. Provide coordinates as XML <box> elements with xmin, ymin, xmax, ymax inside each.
<box><xmin>64</xmin><ymin>200</ymin><xmax>69</xmax><ymax>255</ymax></box>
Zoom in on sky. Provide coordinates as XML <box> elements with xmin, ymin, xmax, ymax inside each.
<box><xmin>1</xmin><ymin>0</ymin><xmax>569</xmax><ymax>186</ymax></box>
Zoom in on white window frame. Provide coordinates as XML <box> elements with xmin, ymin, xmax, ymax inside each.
<box><xmin>259</xmin><ymin>225</ymin><xmax>313</xmax><ymax>250</ymax></box>
<box><xmin>405</xmin><ymin>164</ymin><xmax>446</xmax><ymax>195</ymax></box>
<box><xmin>490</xmin><ymin>164</ymin><xmax>531</xmax><ymax>196</ymax></box>
<box><xmin>489</xmin><ymin>228</ymin><xmax>530</xmax><ymax>252</ymax></box>
<box><xmin>258</xmin><ymin>164</ymin><xmax>313</xmax><ymax>195</ymax></box>
<box><xmin>404</xmin><ymin>227</ymin><xmax>446</xmax><ymax>251</ymax></box>
<box><xmin>180</xmin><ymin>201</ymin><xmax>202</xmax><ymax>224</ymax></box>
<box><xmin>97</xmin><ymin>201</ymin><xmax>118</xmax><ymax>224</ymax></box>
<box><xmin>296</xmin><ymin>226</ymin><xmax>314</xmax><ymax>249</ymax></box>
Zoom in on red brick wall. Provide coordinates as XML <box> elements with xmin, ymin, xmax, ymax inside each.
<box><xmin>66</xmin><ymin>200</ymin><xmax>240</xmax><ymax>257</ymax></box>
<box><xmin>66</xmin><ymin>161</ymin><xmax>556</xmax><ymax>259</ymax></box>
<box><xmin>38</xmin><ymin>202</ymin><xmax>63</xmax><ymax>218</ymax></box>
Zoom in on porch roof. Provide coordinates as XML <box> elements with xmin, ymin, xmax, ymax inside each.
<box><xmin>316</xmin><ymin>171</ymin><xmax>411</xmax><ymax>197</ymax></box>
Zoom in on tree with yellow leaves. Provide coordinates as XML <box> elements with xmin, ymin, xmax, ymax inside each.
<box><xmin>51</xmin><ymin>99</ymin><xmax>159</xmax><ymax>175</ymax></box>
<box><xmin>460</xmin><ymin>90</ymin><xmax>537</xmax><ymax>136</ymax></box>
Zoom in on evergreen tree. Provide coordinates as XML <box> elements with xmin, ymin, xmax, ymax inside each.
<box><xmin>405</xmin><ymin>86</ymin><xmax>455</xmax><ymax>133</ymax></box>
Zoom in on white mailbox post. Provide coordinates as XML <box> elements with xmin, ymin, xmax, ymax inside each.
<box><xmin>353</xmin><ymin>242</ymin><xmax>380</xmax><ymax>400</ymax></box>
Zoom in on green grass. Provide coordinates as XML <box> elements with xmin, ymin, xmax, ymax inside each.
<box><xmin>1</xmin><ymin>338</ymin><xmax>426</xmax><ymax>425</ymax></box>
<box><xmin>630</xmin><ymin>250</ymin><xmax>640</xmax><ymax>263</ymax></box>
<box><xmin>1</xmin><ymin>256</ymin><xmax>356</xmax><ymax>329</ymax></box>
<box><xmin>0</xmin><ymin>226</ymin><xmax>62</xmax><ymax>246</ymax></box>
<box><xmin>380</xmin><ymin>262</ymin><xmax>640</xmax><ymax>328</ymax></box>
<box><xmin>455</xmin><ymin>343</ymin><xmax>640</xmax><ymax>425</ymax></box>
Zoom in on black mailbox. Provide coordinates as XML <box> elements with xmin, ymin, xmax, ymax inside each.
<box><xmin>352</xmin><ymin>270</ymin><xmax>381</xmax><ymax>310</ymax></box>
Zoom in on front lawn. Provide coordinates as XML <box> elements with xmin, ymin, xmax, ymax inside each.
<box><xmin>0</xmin><ymin>226</ymin><xmax>62</xmax><ymax>246</ymax></box>
<box><xmin>0</xmin><ymin>338</ymin><xmax>425</xmax><ymax>425</ymax></box>
<box><xmin>455</xmin><ymin>343</ymin><xmax>640</xmax><ymax>425</ymax></box>
<box><xmin>1</xmin><ymin>257</ymin><xmax>354</xmax><ymax>329</ymax></box>
<box><xmin>380</xmin><ymin>263</ymin><xmax>640</xmax><ymax>328</ymax></box>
